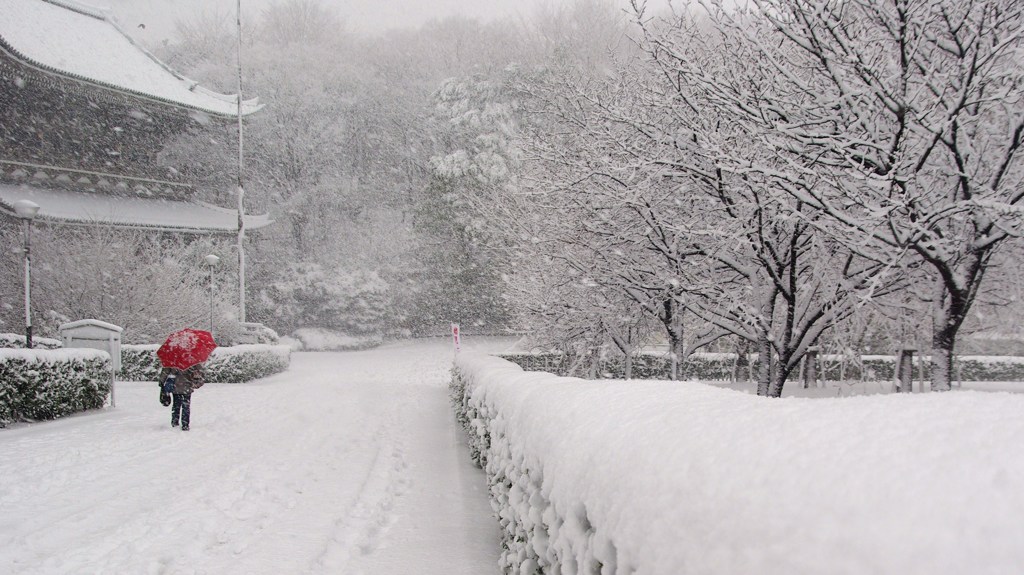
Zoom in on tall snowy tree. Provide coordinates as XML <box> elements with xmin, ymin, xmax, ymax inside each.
<box><xmin>675</xmin><ymin>0</ymin><xmax>1024</xmax><ymax>390</ymax></box>
<box><xmin>512</xmin><ymin>23</ymin><xmax>901</xmax><ymax>394</ymax></box>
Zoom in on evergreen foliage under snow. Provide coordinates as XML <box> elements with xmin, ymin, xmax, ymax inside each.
<box><xmin>452</xmin><ymin>352</ymin><xmax>1024</xmax><ymax>574</ymax></box>
<box><xmin>0</xmin><ymin>349</ymin><xmax>111</xmax><ymax>427</ymax></box>
<box><xmin>500</xmin><ymin>351</ymin><xmax>1024</xmax><ymax>382</ymax></box>
<box><xmin>120</xmin><ymin>344</ymin><xmax>291</xmax><ymax>383</ymax></box>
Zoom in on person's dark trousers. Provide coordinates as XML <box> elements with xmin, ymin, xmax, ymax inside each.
<box><xmin>171</xmin><ymin>392</ymin><xmax>192</xmax><ymax>429</ymax></box>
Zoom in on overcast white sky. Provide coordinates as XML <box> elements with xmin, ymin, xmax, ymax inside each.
<box><xmin>98</xmin><ymin>0</ymin><xmax>659</xmax><ymax>42</ymax></box>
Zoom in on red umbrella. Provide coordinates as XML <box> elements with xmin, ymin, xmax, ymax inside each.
<box><xmin>157</xmin><ymin>328</ymin><xmax>217</xmax><ymax>370</ymax></box>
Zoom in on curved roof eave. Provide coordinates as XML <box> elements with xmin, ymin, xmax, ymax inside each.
<box><xmin>0</xmin><ymin>0</ymin><xmax>262</xmax><ymax>118</ymax></box>
<box><xmin>0</xmin><ymin>183</ymin><xmax>274</xmax><ymax>235</ymax></box>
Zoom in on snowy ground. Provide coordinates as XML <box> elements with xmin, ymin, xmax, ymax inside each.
<box><xmin>0</xmin><ymin>338</ymin><xmax>512</xmax><ymax>575</ymax></box>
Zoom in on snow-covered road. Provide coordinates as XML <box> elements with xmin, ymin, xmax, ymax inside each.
<box><xmin>0</xmin><ymin>338</ymin><xmax>508</xmax><ymax>575</ymax></box>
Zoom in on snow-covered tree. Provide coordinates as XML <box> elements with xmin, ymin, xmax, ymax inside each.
<box><xmin>0</xmin><ymin>224</ymin><xmax>227</xmax><ymax>344</ymax></box>
<box><xmin>256</xmin><ymin>262</ymin><xmax>389</xmax><ymax>336</ymax></box>
<box><xmin>510</xmin><ymin>31</ymin><xmax>903</xmax><ymax>395</ymax></box>
<box><xmin>674</xmin><ymin>0</ymin><xmax>1024</xmax><ymax>390</ymax></box>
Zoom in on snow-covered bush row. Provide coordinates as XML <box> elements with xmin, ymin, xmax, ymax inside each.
<box><xmin>500</xmin><ymin>351</ymin><xmax>737</xmax><ymax>379</ymax></box>
<box><xmin>954</xmin><ymin>355</ymin><xmax>1024</xmax><ymax>381</ymax></box>
<box><xmin>452</xmin><ymin>353</ymin><xmax>1024</xmax><ymax>575</ymax></box>
<box><xmin>0</xmin><ymin>333</ymin><xmax>63</xmax><ymax>350</ymax></box>
<box><xmin>0</xmin><ymin>349</ymin><xmax>111</xmax><ymax>426</ymax></box>
<box><xmin>120</xmin><ymin>344</ymin><xmax>291</xmax><ymax>383</ymax></box>
<box><xmin>502</xmin><ymin>351</ymin><xmax>1024</xmax><ymax>382</ymax></box>
<box><xmin>204</xmin><ymin>345</ymin><xmax>291</xmax><ymax>382</ymax></box>
<box><xmin>119</xmin><ymin>345</ymin><xmax>163</xmax><ymax>381</ymax></box>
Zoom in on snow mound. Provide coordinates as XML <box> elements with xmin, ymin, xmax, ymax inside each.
<box><xmin>286</xmin><ymin>328</ymin><xmax>382</xmax><ymax>352</ymax></box>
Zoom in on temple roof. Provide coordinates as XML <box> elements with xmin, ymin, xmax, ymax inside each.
<box><xmin>0</xmin><ymin>0</ymin><xmax>260</xmax><ymax>118</ymax></box>
<box><xmin>0</xmin><ymin>182</ymin><xmax>273</xmax><ymax>235</ymax></box>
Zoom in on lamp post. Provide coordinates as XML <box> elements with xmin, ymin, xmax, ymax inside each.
<box><xmin>204</xmin><ymin>254</ymin><xmax>220</xmax><ymax>333</ymax></box>
<box><xmin>13</xmin><ymin>200</ymin><xmax>40</xmax><ymax>349</ymax></box>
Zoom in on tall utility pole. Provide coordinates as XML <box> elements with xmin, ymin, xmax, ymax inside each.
<box><xmin>236</xmin><ymin>0</ymin><xmax>247</xmax><ymax>323</ymax></box>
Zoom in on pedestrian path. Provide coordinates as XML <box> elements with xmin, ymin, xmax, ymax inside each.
<box><xmin>0</xmin><ymin>338</ymin><xmax>509</xmax><ymax>575</ymax></box>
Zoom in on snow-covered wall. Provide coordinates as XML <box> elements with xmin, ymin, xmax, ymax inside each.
<box><xmin>452</xmin><ymin>353</ymin><xmax>1024</xmax><ymax>574</ymax></box>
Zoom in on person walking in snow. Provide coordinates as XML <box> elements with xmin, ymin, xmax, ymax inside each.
<box><xmin>158</xmin><ymin>364</ymin><xmax>205</xmax><ymax>431</ymax></box>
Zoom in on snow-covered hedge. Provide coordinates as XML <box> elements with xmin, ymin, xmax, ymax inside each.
<box><xmin>119</xmin><ymin>345</ymin><xmax>163</xmax><ymax>382</ymax></box>
<box><xmin>0</xmin><ymin>349</ymin><xmax>111</xmax><ymax>426</ymax></box>
<box><xmin>948</xmin><ymin>355</ymin><xmax>1024</xmax><ymax>381</ymax></box>
<box><xmin>204</xmin><ymin>345</ymin><xmax>291</xmax><ymax>382</ymax></box>
<box><xmin>615</xmin><ymin>352</ymin><xmax>736</xmax><ymax>379</ymax></box>
<box><xmin>501</xmin><ymin>351</ymin><xmax>1024</xmax><ymax>382</ymax></box>
<box><xmin>0</xmin><ymin>333</ymin><xmax>63</xmax><ymax>350</ymax></box>
<box><xmin>452</xmin><ymin>353</ymin><xmax>1024</xmax><ymax>574</ymax></box>
<box><xmin>120</xmin><ymin>344</ymin><xmax>291</xmax><ymax>383</ymax></box>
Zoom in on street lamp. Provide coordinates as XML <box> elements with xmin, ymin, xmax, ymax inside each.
<box><xmin>13</xmin><ymin>200</ymin><xmax>40</xmax><ymax>349</ymax></box>
<box><xmin>204</xmin><ymin>254</ymin><xmax>220</xmax><ymax>333</ymax></box>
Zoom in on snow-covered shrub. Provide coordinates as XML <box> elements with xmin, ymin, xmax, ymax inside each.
<box><xmin>614</xmin><ymin>352</ymin><xmax>736</xmax><ymax>380</ymax></box>
<box><xmin>120</xmin><ymin>344</ymin><xmax>290</xmax><ymax>383</ymax></box>
<box><xmin>243</xmin><ymin>323</ymin><xmax>281</xmax><ymax>345</ymax></box>
<box><xmin>452</xmin><ymin>353</ymin><xmax>1024</xmax><ymax>575</ymax></box>
<box><xmin>0</xmin><ymin>225</ymin><xmax>226</xmax><ymax>344</ymax></box>
<box><xmin>498</xmin><ymin>352</ymin><xmax>569</xmax><ymax>375</ymax></box>
<box><xmin>120</xmin><ymin>344</ymin><xmax>162</xmax><ymax>382</ymax></box>
<box><xmin>502</xmin><ymin>351</ymin><xmax>1024</xmax><ymax>382</ymax></box>
<box><xmin>820</xmin><ymin>355</ymin><xmax>1024</xmax><ymax>382</ymax></box>
<box><xmin>0</xmin><ymin>333</ymin><xmax>63</xmax><ymax>350</ymax></box>
<box><xmin>949</xmin><ymin>356</ymin><xmax>1024</xmax><ymax>381</ymax></box>
<box><xmin>501</xmin><ymin>352</ymin><xmax>740</xmax><ymax>380</ymax></box>
<box><xmin>0</xmin><ymin>349</ymin><xmax>111</xmax><ymax>426</ymax></box>
<box><xmin>203</xmin><ymin>345</ymin><xmax>291</xmax><ymax>383</ymax></box>
<box><xmin>451</xmin><ymin>357</ymin><xmax>610</xmax><ymax>573</ymax></box>
<box><xmin>823</xmin><ymin>355</ymin><xmax>896</xmax><ymax>381</ymax></box>
<box><xmin>256</xmin><ymin>263</ymin><xmax>389</xmax><ymax>337</ymax></box>
<box><xmin>449</xmin><ymin>366</ymin><xmax>491</xmax><ymax>469</ymax></box>
<box><xmin>286</xmin><ymin>328</ymin><xmax>382</xmax><ymax>351</ymax></box>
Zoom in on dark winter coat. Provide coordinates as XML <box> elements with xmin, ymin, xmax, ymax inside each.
<box><xmin>158</xmin><ymin>365</ymin><xmax>205</xmax><ymax>394</ymax></box>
